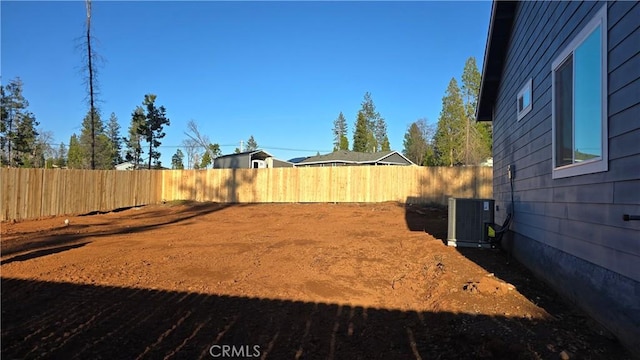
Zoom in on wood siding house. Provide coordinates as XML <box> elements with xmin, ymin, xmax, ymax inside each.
<box><xmin>477</xmin><ymin>0</ymin><xmax>639</xmax><ymax>355</ymax></box>
<box><xmin>213</xmin><ymin>150</ymin><xmax>293</xmax><ymax>169</ymax></box>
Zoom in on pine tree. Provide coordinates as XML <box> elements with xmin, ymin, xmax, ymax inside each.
<box><xmin>139</xmin><ymin>94</ymin><xmax>170</xmax><ymax>169</ymax></box>
<box><xmin>12</xmin><ymin>111</ymin><xmax>39</xmax><ymax>167</ymax></box>
<box><xmin>79</xmin><ymin>110</ymin><xmax>112</xmax><ymax>169</ymax></box>
<box><xmin>67</xmin><ymin>134</ymin><xmax>84</xmax><ymax>169</ymax></box>
<box><xmin>352</xmin><ymin>92</ymin><xmax>389</xmax><ymax>152</ymax></box>
<box><xmin>461</xmin><ymin>57</ymin><xmax>491</xmax><ymax>164</ymax></box>
<box><xmin>200</xmin><ymin>143</ymin><xmax>221</xmax><ymax>168</ymax></box>
<box><xmin>171</xmin><ymin>149</ymin><xmax>185</xmax><ymax>169</ymax></box>
<box><xmin>434</xmin><ymin>78</ymin><xmax>466</xmax><ymax>166</ymax></box>
<box><xmin>0</xmin><ymin>78</ymin><xmax>30</xmax><ymax>166</ymax></box>
<box><xmin>124</xmin><ymin>107</ymin><xmax>145</xmax><ymax>168</ymax></box>
<box><xmin>403</xmin><ymin>121</ymin><xmax>428</xmax><ymax>166</ymax></box>
<box><xmin>107</xmin><ymin>112</ymin><xmax>123</xmax><ymax>166</ymax></box>
<box><xmin>332</xmin><ymin>112</ymin><xmax>349</xmax><ymax>151</ymax></box>
<box><xmin>246</xmin><ymin>135</ymin><xmax>258</xmax><ymax>151</ymax></box>
<box><xmin>374</xmin><ymin>117</ymin><xmax>390</xmax><ymax>151</ymax></box>
<box><xmin>197</xmin><ymin>145</ymin><xmax>220</xmax><ymax>169</ymax></box>
<box><xmin>352</xmin><ymin>112</ymin><xmax>369</xmax><ymax>152</ymax></box>
<box><xmin>0</xmin><ymin>84</ymin><xmax>8</xmax><ymax>165</ymax></box>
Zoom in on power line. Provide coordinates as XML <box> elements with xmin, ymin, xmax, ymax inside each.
<box><xmin>31</xmin><ymin>141</ymin><xmax>333</xmax><ymax>154</ymax></box>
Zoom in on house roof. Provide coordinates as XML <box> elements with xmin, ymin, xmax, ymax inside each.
<box><xmin>288</xmin><ymin>156</ymin><xmax>310</xmax><ymax>164</ymax></box>
<box><xmin>297</xmin><ymin>150</ymin><xmax>414</xmax><ymax>165</ymax></box>
<box><xmin>216</xmin><ymin>149</ymin><xmax>272</xmax><ymax>159</ymax></box>
<box><xmin>476</xmin><ymin>1</ymin><xmax>518</xmax><ymax>122</ymax></box>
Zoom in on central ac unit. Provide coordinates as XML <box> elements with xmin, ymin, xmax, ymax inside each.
<box><xmin>447</xmin><ymin>198</ymin><xmax>495</xmax><ymax>248</ymax></box>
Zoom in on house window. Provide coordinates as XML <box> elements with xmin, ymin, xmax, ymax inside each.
<box><xmin>551</xmin><ymin>5</ymin><xmax>607</xmax><ymax>179</ymax></box>
<box><xmin>517</xmin><ymin>78</ymin><xmax>532</xmax><ymax>121</ymax></box>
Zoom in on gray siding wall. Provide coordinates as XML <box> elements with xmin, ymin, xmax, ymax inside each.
<box><xmin>379</xmin><ymin>153</ymin><xmax>412</xmax><ymax>165</ymax></box>
<box><xmin>213</xmin><ymin>154</ymin><xmax>251</xmax><ymax>169</ymax></box>
<box><xmin>491</xmin><ymin>1</ymin><xmax>639</xmax><ymax>353</ymax></box>
<box><xmin>493</xmin><ymin>0</ymin><xmax>640</xmax><ymax>281</ymax></box>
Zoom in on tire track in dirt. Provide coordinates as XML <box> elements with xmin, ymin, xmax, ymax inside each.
<box><xmin>133</xmin><ymin>292</ymin><xmax>219</xmax><ymax>358</ymax></box>
<box><xmin>70</xmin><ymin>289</ymin><xmax>186</xmax><ymax>359</ymax></box>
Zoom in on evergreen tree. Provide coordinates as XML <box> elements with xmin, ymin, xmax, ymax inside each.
<box><xmin>0</xmin><ymin>78</ymin><xmax>29</xmax><ymax>166</ymax></box>
<box><xmin>403</xmin><ymin>121</ymin><xmax>428</xmax><ymax>166</ymax></box>
<box><xmin>246</xmin><ymin>135</ymin><xmax>258</xmax><ymax>151</ymax></box>
<box><xmin>107</xmin><ymin>112</ymin><xmax>123</xmax><ymax>166</ymax></box>
<box><xmin>352</xmin><ymin>92</ymin><xmax>389</xmax><ymax>152</ymax></box>
<box><xmin>332</xmin><ymin>112</ymin><xmax>349</xmax><ymax>151</ymax></box>
<box><xmin>434</xmin><ymin>78</ymin><xmax>466</xmax><ymax>166</ymax></box>
<box><xmin>12</xmin><ymin>111</ymin><xmax>39</xmax><ymax>167</ymax></box>
<box><xmin>124</xmin><ymin>107</ymin><xmax>145</xmax><ymax>168</ymax></box>
<box><xmin>352</xmin><ymin>112</ymin><xmax>369</xmax><ymax>152</ymax></box>
<box><xmin>0</xmin><ymin>84</ymin><xmax>8</xmax><ymax>165</ymax></box>
<box><xmin>199</xmin><ymin>143</ymin><xmax>221</xmax><ymax>169</ymax></box>
<box><xmin>67</xmin><ymin>134</ymin><xmax>84</xmax><ymax>169</ymax></box>
<box><xmin>79</xmin><ymin>110</ymin><xmax>112</xmax><ymax>169</ymax></box>
<box><xmin>374</xmin><ymin>117</ymin><xmax>390</xmax><ymax>151</ymax></box>
<box><xmin>138</xmin><ymin>94</ymin><xmax>170</xmax><ymax>169</ymax></box>
<box><xmin>171</xmin><ymin>149</ymin><xmax>185</xmax><ymax>169</ymax></box>
<box><xmin>200</xmin><ymin>151</ymin><xmax>212</xmax><ymax>169</ymax></box>
<box><xmin>461</xmin><ymin>57</ymin><xmax>491</xmax><ymax>164</ymax></box>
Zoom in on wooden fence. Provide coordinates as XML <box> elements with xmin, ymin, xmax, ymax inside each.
<box><xmin>1</xmin><ymin>166</ymin><xmax>492</xmax><ymax>221</ymax></box>
<box><xmin>1</xmin><ymin>168</ymin><xmax>162</xmax><ymax>221</ymax></box>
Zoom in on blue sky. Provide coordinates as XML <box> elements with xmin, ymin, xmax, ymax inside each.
<box><xmin>1</xmin><ymin>1</ymin><xmax>491</xmax><ymax>166</ymax></box>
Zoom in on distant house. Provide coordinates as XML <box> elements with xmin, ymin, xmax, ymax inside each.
<box><xmin>213</xmin><ymin>150</ymin><xmax>293</xmax><ymax>169</ymax></box>
<box><xmin>115</xmin><ymin>161</ymin><xmax>135</xmax><ymax>171</ymax></box>
<box><xmin>288</xmin><ymin>156</ymin><xmax>310</xmax><ymax>164</ymax></box>
<box><xmin>479</xmin><ymin>157</ymin><xmax>493</xmax><ymax>167</ymax></box>
<box><xmin>477</xmin><ymin>0</ymin><xmax>639</xmax><ymax>354</ymax></box>
<box><xmin>295</xmin><ymin>150</ymin><xmax>414</xmax><ymax>167</ymax></box>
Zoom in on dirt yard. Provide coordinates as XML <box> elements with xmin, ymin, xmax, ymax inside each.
<box><xmin>1</xmin><ymin>202</ymin><xmax>632</xmax><ymax>359</ymax></box>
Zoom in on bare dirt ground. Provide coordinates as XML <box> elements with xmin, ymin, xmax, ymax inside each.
<box><xmin>1</xmin><ymin>202</ymin><xmax>632</xmax><ymax>359</ymax></box>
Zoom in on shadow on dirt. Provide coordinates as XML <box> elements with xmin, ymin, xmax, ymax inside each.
<box><xmin>409</xmin><ymin>201</ymin><xmax>590</xmax><ymax>328</ymax></box>
<box><xmin>1</xmin><ymin>277</ymin><xmax>630</xmax><ymax>359</ymax></box>
<box><xmin>403</xmin><ymin>201</ymin><xmax>448</xmax><ymax>240</ymax></box>
<box><xmin>0</xmin><ymin>203</ymin><xmax>233</xmax><ymax>259</ymax></box>
<box><xmin>0</xmin><ymin>242</ymin><xmax>89</xmax><ymax>265</ymax></box>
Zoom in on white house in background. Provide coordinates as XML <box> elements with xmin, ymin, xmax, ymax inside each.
<box><xmin>115</xmin><ymin>161</ymin><xmax>135</xmax><ymax>171</ymax></box>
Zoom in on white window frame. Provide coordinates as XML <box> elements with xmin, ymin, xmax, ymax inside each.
<box><xmin>551</xmin><ymin>5</ymin><xmax>608</xmax><ymax>179</ymax></box>
<box><xmin>517</xmin><ymin>78</ymin><xmax>533</xmax><ymax>121</ymax></box>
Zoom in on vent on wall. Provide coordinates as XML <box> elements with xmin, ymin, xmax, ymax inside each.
<box><xmin>447</xmin><ymin>198</ymin><xmax>495</xmax><ymax>248</ymax></box>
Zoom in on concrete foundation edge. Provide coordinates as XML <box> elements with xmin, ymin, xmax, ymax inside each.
<box><xmin>507</xmin><ymin>232</ymin><xmax>640</xmax><ymax>357</ymax></box>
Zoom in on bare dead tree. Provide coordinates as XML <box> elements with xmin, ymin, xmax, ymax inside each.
<box><xmin>85</xmin><ymin>0</ymin><xmax>97</xmax><ymax>169</ymax></box>
<box><xmin>181</xmin><ymin>138</ymin><xmax>199</xmax><ymax>169</ymax></box>
<box><xmin>184</xmin><ymin>120</ymin><xmax>210</xmax><ymax>150</ymax></box>
<box><xmin>184</xmin><ymin>120</ymin><xmax>218</xmax><ymax>166</ymax></box>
